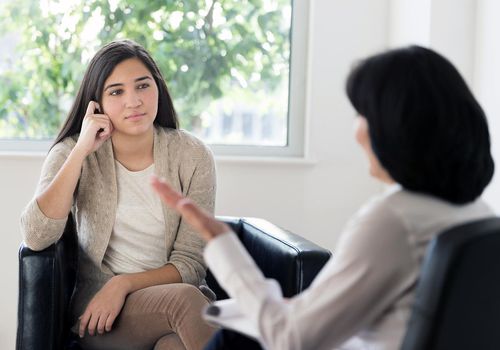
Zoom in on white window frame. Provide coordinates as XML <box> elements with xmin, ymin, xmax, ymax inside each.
<box><xmin>211</xmin><ymin>0</ymin><xmax>308</xmax><ymax>157</ymax></box>
<box><xmin>0</xmin><ymin>0</ymin><xmax>308</xmax><ymax>158</ymax></box>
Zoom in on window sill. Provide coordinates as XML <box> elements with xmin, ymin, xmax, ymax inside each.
<box><xmin>215</xmin><ymin>155</ymin><xmax>317</xmax><ymax>166</ymax></box>
<box><xmin>0</xmin><ymin>151</ymin><xmax>47</xmax><ymax>159</ymax></box>
<box><xmin>0</xmin><ymin>150</ymin><xmax>317</xmax><ymax>166</ymax></box>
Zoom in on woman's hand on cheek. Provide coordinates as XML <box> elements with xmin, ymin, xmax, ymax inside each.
<box><xmin>75</xmin><ymin>101</ymin><xmax>114</xmax><ymax>156</ymax></box>
<box><xmin>78</xmin><ymin>275</ymin><xmax>130</xmax><ymax>338</ymax></box>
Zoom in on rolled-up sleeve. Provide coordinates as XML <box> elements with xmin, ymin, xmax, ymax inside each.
<box><xmin>20</xmin><ymin>142</ymin><xmax>74</xmax><ymax>251</ymax></box>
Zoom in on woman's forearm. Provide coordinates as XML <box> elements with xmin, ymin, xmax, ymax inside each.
<box><xmin>36</xmin><ymin>147</ymin><xmax>87</xmax><ymax>219</ymax></box>
<box><xmin>118</xmin><ymin>263</ymin><xmax>183</xmax><ymax>295</ymax></box>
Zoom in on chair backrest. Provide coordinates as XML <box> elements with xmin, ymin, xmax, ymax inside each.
<box><xmin>401</xmin><ymin>217</ymin><xmax>500</xmax><ymax>350</ymax></box>
<box><xmin>207</xmin><ymin>217</ymin><xmax>332</xmax><ymax>299</ymax></box>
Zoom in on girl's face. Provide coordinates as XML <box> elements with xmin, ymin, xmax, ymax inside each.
<box><xmin>101</xmin><ymin>58</ymin><xmax>159</xmax><ymax>137</ymax></box>
<box><xmin>354</xmin><ymin>116</ymin><xmax>394</xmax><ymax>184</ymax></box>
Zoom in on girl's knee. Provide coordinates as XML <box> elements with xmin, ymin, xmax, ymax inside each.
<box><xmin>169</xmin><ymin>283</ymin><xmax>207</xmax><ymax>303</ymax></box>
<box><xmin>147</xmin><ymin>283</ymin><xmax>208</xmax><ymax>311</ymax></box>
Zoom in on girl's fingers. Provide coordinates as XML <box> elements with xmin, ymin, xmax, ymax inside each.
<box><xmin>105</xmin><ymin>312</ymin><xmax>117</xmax><ymax>332</ymax></box>
<box><xmin>97</xmin><ymin>312</ymin><xmax>109</xmax><ymax>335</ymax></box>
<box><xmin>85</xmin><ymin>101</ymin><xmax>98</xmax><ymax>117</ymax></box>
<box><xmin>79</xmin><ymin>311</ymin><xmax>91</xmax><ymax>337</ymax></box>
<box><xmin>90</xmin><ymin>115</ymin><xmax>114</xmax><ymax>137</ymax></box>
<box><xmin>92</xmin><ymin>114</ymin><xmax>110</xmax><ymax>121</ymax></box>
<box><xmin>87</xmin><ymin>313</ymin><xmax>99</xmax><ymax>336</ymax></box>
<box><xmin>87</xmin><ymin>117</ymin><xmax>112</xmax><ymax>134</ymax></box>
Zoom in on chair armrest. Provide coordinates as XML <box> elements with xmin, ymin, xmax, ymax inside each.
<box><xmin>208</xmin><ymin>217</ymin><xmax>332</xmax><ymax>299</ymax></box>
<box><xmin>17</xmin><ymin>217</ymin><xmax>77</xmax><ymax>350</ymax></box>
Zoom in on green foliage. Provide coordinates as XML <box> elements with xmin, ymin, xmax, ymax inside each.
<box><xmin>0</xmin><ymin>0</ymin><xmax>290</xmax><ymax>138</ymax></box>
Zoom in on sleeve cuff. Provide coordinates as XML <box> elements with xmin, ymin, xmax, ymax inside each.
<box><xmin>204</xmin><ymin>232</ymin><xmax>282</xmax><ymax>300</ymax></box>
<box><xmin>203</xmin><ymin>231</ymin><xmax>284</xmax><ymax>332</ymax></box>
<box><xmin>204</xmin><ymin>232</ymin><xmax>262</xmax><ymax>284</ymax></box>
<box><xmin>168</xmin><ymin>259</ymin><xmax>199</xmax><ymax>285</ymax></box>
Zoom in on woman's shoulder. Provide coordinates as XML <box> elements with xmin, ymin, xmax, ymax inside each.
<box><xmin>355</xmin><ymin>186</ymin><xmax>452</xmax><ymax>232</ymax></box>
<box><xmin>383</xmin><ymin>187</ymin><xmax>495</xmax><ymax>233</ymax></box>
<box><xmin>156</xmin><ymin>127</ymin><xmax>212</xmax><ymax>156</ymax></box>
<box><xmin>48</xmin><ymin>135</ymin><xmax>78</xmax><ymax>155</ymax></box>
<box><xmin>340</xmin><ymin>186</ymin><xmax>412</xmax><ymax>249</ymax></box>
<box><xmin>353</xmin><ymin>188</ymin><xmax>407</xmax><ymax>230</ymax></box>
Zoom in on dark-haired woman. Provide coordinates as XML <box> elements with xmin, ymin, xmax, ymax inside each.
<box><xmin>151</xmin><ymin>45</ymin><xmax>495</xmax><ymax>350</ymax></box>
<box><xmin>20</xmin><ymin>40</ymin><xmax>216</xmax><ymax>350</ymax></box>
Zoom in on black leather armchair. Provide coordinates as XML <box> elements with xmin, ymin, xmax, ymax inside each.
<box><xmin>17</xmin><ymin>215</ymin><xmax>331</xmax><ymax>350</ymax></box>
<box><xmin>401</xmin><ymin>217</ymin><xmax>500</xmax><ymax>350</ymax></box>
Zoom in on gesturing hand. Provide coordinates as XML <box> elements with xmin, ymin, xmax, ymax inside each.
<box><xmin>150</xmin><ymin>175</ymin><xmax>230</xmax><ymax>241</ymax></box>
<box><xmin>76</xmin><ymin>101</ymin><xmax>114</xmax><ymax>156</ymax></box>
<box><xmin>78</xmin><ymin>275</ymin><xmax>129</xmax><ymax>338</ymax></box>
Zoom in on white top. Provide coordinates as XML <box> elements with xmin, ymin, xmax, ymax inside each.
<box><xmin>103</xmin><ymin>161</ymin><xmax>167</xmax><ymax>274</ymax></box>
<box><xmin>204</xmin><ymin>186</ymin><xmax>493</xmax><ymax>350</ymax></box>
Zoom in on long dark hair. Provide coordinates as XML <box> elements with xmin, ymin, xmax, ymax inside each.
<box><xmin>346</xmin><ymin>45</ymin><xmax>494</xmax><ymax>204</ymax></box>
<box><xmin>52</xmin><ymin>39</ymin><xmax>178</xmax><ymax>147</ymax></box>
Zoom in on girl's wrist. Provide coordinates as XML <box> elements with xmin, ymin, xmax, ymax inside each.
<box><xmin>112</xmin><ymin>274</ymin><xmax>133</xmax><ymax>295</ymax></box>
<box><xmin>70</xmin><ymin>144</ymin><xmax>90</xmax><ymax>162</ymax></box>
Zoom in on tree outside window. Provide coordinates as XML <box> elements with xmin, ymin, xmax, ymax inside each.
<box><xmin>0</xmin><ymin>0</ymin><xmax>291</xmax><ymax>146</ymax></box>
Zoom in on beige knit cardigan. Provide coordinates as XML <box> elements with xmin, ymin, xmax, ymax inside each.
<box><xmin>20</xmin><ymin>126</ymin><xmax>216</xmax><ymax>325</ymax></box>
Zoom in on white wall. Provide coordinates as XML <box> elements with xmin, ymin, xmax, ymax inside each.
<box><xmin>389</xmin><ymin>0</ymin><xmax>431</xmax><ymax>47</ymax></box>
<box><xmin>0</xmin><ymin>155</ymin><xmax>44</xmax><ymax>348</ymax></box>
<box><xmin>473</xmin><ymin>0</ymin><xmax>500</xmax><ymax>212</ymax></box>
<box><xmin>389</xmin><ymin>0</ymin><xmax>477</xmax><ymax>84</ymax></box>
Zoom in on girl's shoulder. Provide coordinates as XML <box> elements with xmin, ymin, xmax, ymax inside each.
<box><xmin>156</xmin><ymin>127</ymin><xmax>212</xmax><ymax>155</ymax></box>
<box><xmin>49</xmin><ymin>135</ymin><xmax>78</xmax><ymax>155</ymax></box>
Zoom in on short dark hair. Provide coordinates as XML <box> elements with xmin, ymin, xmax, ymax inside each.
<box><xmin>346</xmin><ymin>45</ymin><xmax>494</xmax><ymax>204</ymax></box>
<box><xmin>52</xmin><ymin>39</ymin><xmax>178</xmax><ymax>147</ymax></box>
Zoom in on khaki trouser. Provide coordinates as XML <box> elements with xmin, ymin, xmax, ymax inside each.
<box><xmin>77</xmin><ymin>283</ymin><xmax>217</xmax><ymax>350</ymax></box>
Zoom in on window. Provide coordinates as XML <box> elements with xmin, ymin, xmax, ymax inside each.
<box><xmin>0</xmin><ymin>0</ymin><xmax>307</xmax><ymax>156</ymax></box>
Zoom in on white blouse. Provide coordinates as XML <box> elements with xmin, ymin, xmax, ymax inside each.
<box><xmin>204</xmin><ymin>186</ymin><xmax>493</xmax><ymax>350</ymax></box>
<box><xmin>103</xmin><ymin>161</ymin><xmax>167</xmax><ymax>274</ymax></box>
